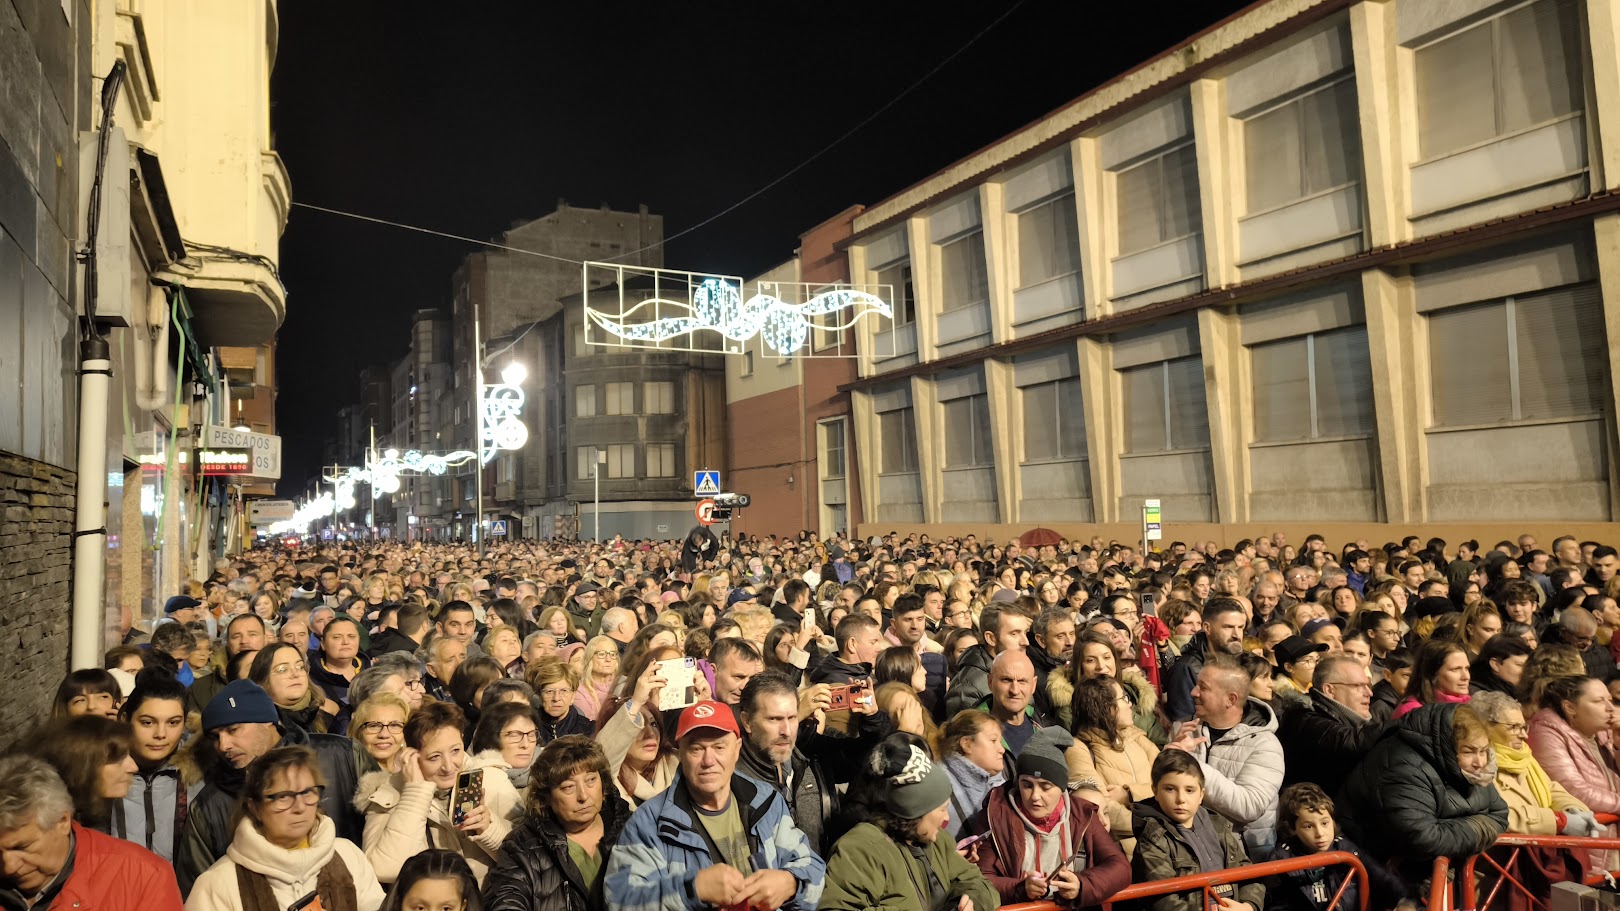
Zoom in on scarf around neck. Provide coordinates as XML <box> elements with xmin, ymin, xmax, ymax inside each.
<box><xmin>1010</xmin><ymin>791</ymin><xmax>1074</xmax><ymax>878</ymax></box>
<box><xmin>1493</xmin><ymin>740</ymin><xmax>1554</xmax><ymax>806</ymax></box>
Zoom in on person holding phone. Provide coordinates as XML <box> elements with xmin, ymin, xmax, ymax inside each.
<box><xmin>355</xmin><ymin>701</ymin><xmax>518</xmax><ymax>886</ymax></box>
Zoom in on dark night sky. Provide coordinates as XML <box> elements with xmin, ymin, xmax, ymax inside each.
<box><xmin>269</xmin><ymin>1</ymin><xmax>1251</xmax><ymax>495</ymax></box>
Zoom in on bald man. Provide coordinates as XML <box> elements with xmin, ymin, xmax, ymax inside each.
<box><xmin>985</xmin><ymin>650</ymin><xmax>1051</xmax><ymax>758</ymax></box>
<box><xmin>1166</xmin><ymin>655</ymin><xmax>1285</xmax><ymax>853</ymax></box>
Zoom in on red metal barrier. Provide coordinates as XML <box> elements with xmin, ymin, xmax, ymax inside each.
<box><xmin>1431</xmin><ymin>856</ymin><xmax>1453</xmax><ymax>911</ymax></box>
<box><xmin>1000</xmin><ymin>850</ymin><xmax>1370</xmax><ymax>911</ymax></box>
<box><xmin>1459</xmin><ymin>833</ymin><xmax>1620</xmax><ymax>911</ymax></box>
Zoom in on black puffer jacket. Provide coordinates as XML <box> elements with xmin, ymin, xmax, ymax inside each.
<box><xmin>1340</xmin><ymin>703</ymin><xmax>1508</xmax><ymax>883</ymax></box>
<box><xmin>1277</xmin><ymin>689</ymin><xmax>1389</xmax><ymax>792</ymax></box>
<box><xmin>482</xmin><ymin>790</ymin><xmax>632</xmax><ymax>911</ymax></box>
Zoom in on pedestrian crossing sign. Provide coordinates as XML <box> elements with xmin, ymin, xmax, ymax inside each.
<box><xmin>490</xmin><ymin>520</ymin><xmax>508</xmax><ymax>537</ymax></box>
<box><xmin>694</xmin><ymin>470</ymin><xmax>721</xmax><ymax>497</ymax></box>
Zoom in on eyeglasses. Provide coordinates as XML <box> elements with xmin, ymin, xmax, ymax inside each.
<box><xmin>260</xmin><ymin>785</ymin><xmax>325</xmax><ymax>810</ymax></box>
<box><xmin>272</xmin><ymin>661</ymin><xmax>309</xmax><ymax>676</ymax></box>
<box><xmin>1495</xmin><ymin>722</ymin><xmax>1529</xmax><ymax>735</ymax></box>
<box><xmin>593</xmin><ymin>652</ymin><xmax>619</xmax><ymax>662</ymax></box>
<box><xmin>359</xmin><ymin>721</ymin><xmax>405</xmax><ymax>736</ymax></box>
<box><xmin>540</xmin><ymin>686</ymin><xmax>572</xmax><ymax>699</ymax></box>
<box><xmin>503</xmin><ymin>729</ymin><xmax>540</xmax><ymax>744</ymax></box>
<box><xmin>404</xmin><ymin>678</ymin><xmax>425</xmax><ymax>690</ymax></box>
<box><xmin>1326</xmin><ymin>680</ymin><xmax>1372</xmax><ymax>690</ymax></box>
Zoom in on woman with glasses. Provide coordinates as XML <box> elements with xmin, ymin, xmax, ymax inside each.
<box><xmin>572</xmin><ymin>637</ymin><xmax>619</xmax><ymax>722</ymax></box>
<box><xmin>351</xmin><ymin>693</ymin><xmax>411</xmax><ymax>775</ymax></box>
<box><xmin>187</xmin><ymin>746</ymin><xmax>386</xmax><ymax>911</ymax></box>
<box><xmin>467</xmin><ymin>701</ymin><xmax>542</xmax><ymax>806</ymax></box>
<box><xmin>524</xmin><ymin>657</ymin><xmax>593</xmax><ymax>745</ymax></box>
<box><xmin>250</xmin><ymin>643</ymin><xmax>340</xmax><ymax>734</ymax></box>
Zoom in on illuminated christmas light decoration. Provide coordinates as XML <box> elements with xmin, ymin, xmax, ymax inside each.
<box><xmin>479</xmin><ymin>378</ymin><xmax>527</xmax><ymax>464</ymax></box>
<box><xmin>586</xmin><ymin>276</ymin><xmax>892</xmax><ymax>356</ymax></box>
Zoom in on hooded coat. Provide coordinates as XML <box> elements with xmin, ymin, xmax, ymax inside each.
<box><xmin>1049</xmin><ymin>667</ymin><xmax>1168</xmax><ymax>747</ymax></box>
<box><xmin>966</xmin><ymin>783</ymin><xmax>1129</xmax><ymax>908</ymax></box>
<box><xmin>481</xmin><ymin>790</ymin><xmax>632</xmax><ymax>911</ymax></box>
<box><xmin>1277</xmin><ymin>690</ymin><xmax>1388</xmax><ymax>793</ymax></box>
<box><xmin>945</xmin><ymin>644</ymin><xmax>994</xmax><ymax>716</ymax></box>
<box><xmin>818</xmin><ymin>821</ymin><xmax>1001</xmax><ymax>911</ymax></box>
<box><xmin>1187</xmin><ymin>697</ymin><xmax>1286</xmax><ymax>853</ymax></box>
<box><xmin>113</xmin><ymin>741</ymin><xmax>204</xmax><ymax>862</ymax></box>
<box><xmin>1340</xmin><ymin>703</ymin><xmax>1508</xmax><ymax>883</ymax></box>
<box><xmin>185</xmin><ymin>816</ymin><xmax>386</xmax><ymax>911</ymax></box>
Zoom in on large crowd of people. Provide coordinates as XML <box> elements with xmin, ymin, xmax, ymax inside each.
<box><xmin>10</xmin><ymin>526</ymin><xmax>1620</xmax><ymax>911</ymax></box>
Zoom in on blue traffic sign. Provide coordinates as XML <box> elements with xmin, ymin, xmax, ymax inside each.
<box><xmin>694</xmin><ymin>470</ymin><xmax>721</xmax><ymax>497</ymax></box>
<box><xmin>489</xmin><ymin>520</ymin><xmax>508</xmax><ymax>537</ymax></box>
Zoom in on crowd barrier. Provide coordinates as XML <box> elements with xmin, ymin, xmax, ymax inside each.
<box><xmin>1458</xmin><ymin>833</ymin><xmax>1620</xmax><ymax>911</ymax></box>
<box><xmin>1000</xmin><ymin>850</ymin><xmax>1370</xmax><ymax>911</ymax></box>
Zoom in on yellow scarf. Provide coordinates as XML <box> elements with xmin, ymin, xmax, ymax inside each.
<box><xmin>1494</xmin><ymin>739</ymin><xmax>1554</xmax><ymax>808</ymax></box>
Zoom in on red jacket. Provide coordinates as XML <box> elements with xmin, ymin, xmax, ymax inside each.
<box><xmin>966</xmin><ymin>783</ymin><xmax>1131</xmax><ymax>907</ymax></box>
<box><xmin>57</xmin><ymin>822</ymin><xmax>183</xmax><ymax>910</ymax></box>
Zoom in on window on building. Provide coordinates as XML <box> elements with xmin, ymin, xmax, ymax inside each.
<box><xmin>1023</xmin><ymin>378</ymin><xmax>1087</xmax><ymax>461</ymax></box>
<box><xmin>605</xmin><ymin>444</ymin><xmax>635</xmax><ymax>479</ymax></box>
<box><xmin>1428</xmin><ymin>284</ymin><xmax>1604</xmax><ymax>427</ymax></box>
<box><xmin>1244</xmin><ymin>78</ymin><xmax>1361</xmax><ymax>213</ymax></box>
<box><xmin>573</xmin><ymin>324</ymin><xmax>592</xmax><ymax>357</ymax></box>
<box><xmin>740</xmin><ymin>351</ymin><xmax>755</xmax><ymax>377</ymax></box>
<box><xmin>1115</xmin><ymin>144</ymin><xmax>1202</xmax><ymax>257</ymax></box>
<box><xmin>876</xmin><ymin>262</ymin><xmax>917</xmax><ymax>326</ymax></box>
<box><xmin>604</xmin><ymin>382</ymin><xmax>635</xmax><ymax>415</ymax></box>
<box><xmin>576</xmin><ymin>447</ymin><xmax>598</xmax><ymax>481</ymax></box>
<box><xmin>821</xmin><ymin>420</ymin><xmax>846</xmax><ymax>479</ymax></box>
<box><xmin>1018</xmin><ymin>193</ymin><xmax>1082</xmax><ymax>286</ymax></box>
<box><xmin>1250</xmin><ymin>326</ymin><xmax>1373</xmax><ymax>442</ymax></box>
<box><xmin>1122</xmin><ymin>356</ymin><xmax>1210</xmax><ymax>453</ymax></box>
<box><xmin>943</xmin><ymin>394</ymin><xmax>994</xmax><ymax>468</ymax></box>
<box><xmin>940</xmin><ymin>232</ymin><xmax>990</xmax><ymax>312</ymax></box>
<box><xmin>1415</xmin><ymin>0</ymin><xmax>1582</xmax><ymax>159</ymax></box>
<box><xmin>644</xmin><ymin>381</ymin><xmax>675</xmax><ymax>414</ymax></box>
<box><xmin>574</xmin><ymin>385</ymin><xmax>596</xmax><ymax>418</ymax></box>
<box><xmin>879</xmin><ymin>408</ymin><xmax>918</xmax><ymax>474</ymax></box>
<box><xmin>647</xmin><ymin>443</ymin><xmax>676</xmax><ymax>477</ymax></box>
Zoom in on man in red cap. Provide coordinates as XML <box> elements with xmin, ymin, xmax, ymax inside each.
<box><xmin>606</xmin><ymin>701</ymin><xmax>826</xmax><ymax>911</ymax></box>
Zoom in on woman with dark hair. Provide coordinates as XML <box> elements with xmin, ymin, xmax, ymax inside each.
<box><xmin>481</xmin><ymin>736</ymin><xmax>631</xmax><ymax>911</ymax></box>
<box><xmin>873</xmin><ymin>645</ymin><xmax>926</xmax><ymax>693</ymax></box>
<box><xmin>250</xmin><ymin>642</ymin><xmax>340</xmax><ymax>733</ymax></box>
<box><xmin>1469</xmin><ymin>634</ymin><xmax>1533</xmax><ymax>696</ymax></box>
<box><xmin>1393</xmin><ymin>638</ymin><xmax>1471</xmax><ymax>719</ymax></box>
<box><xmin>308</xmin><ymin>616</ymin><xmax>370</xmax><ymax>706</ymax></box>
<box><xmin>51</xmin><ymin>668</ymin><xmax>122</xmax><ymax>719</ymax></box>
<box><xmin>467</xmin><ymin>700</ymin><xmax>542</xmax><ymax>808</ymax></box>
<box><xmin>763</xmin><ymin>623</ymin><xmax>805</xmax><ymax>686</ymax></box>
<box><xmin>1051</xmin><ymin>628</ymin><xmax>1168</xmax><ymax>745</ymax></box>
<box><xmin>820</xmin><ymin>734</ymin><xmax>999</xmax><ymax>911</ymax></box>
<box><xmin>451</xmin><ymin>654</ymin><xmax>508</xmax><ymax>732</ymax></box>
<box><xmin>1067</xmin><ymin>675</ymin><xmax>1160</xmax><ymax>852</ymax></box>
<box><xmin>943</xmin><ymin>629</ymin><xmax>980</xmax><ymax>678</ymax></box>
<box><xmin>382</xmin><ymin>850</ymin><xmax>483</xmax><ymax>911</ymax></box>
<box><xmin>596</xmin><ymin>650</ymin><xmax>679</xmax><ymax>809</ymax></box>
<box><xmin>187</xmin><ymin>746</ymin><xmax>386</xmax><ymax>911</ymax></box>
<box><xmin>116</xmin><ymin>672</ymin><xmax>200</xmax><ymax>860</ymax></box>
<box><xmin>29</xmin><ymin>715</ymin><xmax>138</xmax><ymax>833</ymax></box>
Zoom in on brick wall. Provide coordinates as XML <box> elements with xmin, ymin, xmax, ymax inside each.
<box><xmin>0</xmin><ymin>451</ymin><xmax>75</xmax><ymax>736</ymax></box>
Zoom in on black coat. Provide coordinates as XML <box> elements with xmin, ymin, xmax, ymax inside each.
<box><xmin>1340</xmin><ymin>703</ymin><xmax>1507</xmax><ymax>883</ymax></box>
<box><xmin>1163</xmin><ymin>633</ymin><xmax>1210</xmax><ymax>723</ymax></box>
<box><xmin>539</xmin><ymin>706</ymin><xmax>595</xmax><ymax>745</ymax></box>
<box><xmin>1369</xmin><ymin>680</ymin><xmax>1399</xmax><ymax>723</ymax></box>
<box><xmin>482</xmin><ymin>791</ymin><xmax>631</xmax><ymax>911</ymax></box>
<box><xmin>738</xmin><ymin>735</ymin><xmax>837</xmax><ymax>856</ymax></box>
<box><xmin>1277</xmin><ymin>690</ymin><xmax>1389</xmax><ymax>792</ymax></box>
<box><xmin>1264</xmin><ymin>835</ymin><xmax>1406</xmax><ymax>911</ymax></box>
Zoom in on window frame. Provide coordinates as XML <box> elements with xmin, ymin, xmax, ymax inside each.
<box><xmin>878</xmin><ymin>408</ymin><xmax>919</xmax><ymax>475</ymax></box>
<box><xmin>939</xmin><ymin>231</ymin><xmax>991</xmax><ymax>313</ymax></box>
<box><xmin>1249</xmin><ymin>326</ymin><xmax>1374</xmax><ymax>444</ymax></box>
<box><xmin>1015</xmin><ymin>191</ymin><xmax>1083</xmax><ymax>289</ymax></box>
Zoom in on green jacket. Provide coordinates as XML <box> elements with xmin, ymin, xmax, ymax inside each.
<box><xmin>1131</xmin><ymin>803</ymin><xmax>1264</xmax><ymax>911</ymax></box>
<box><xmin>818</xmin><ymin>822</ymin><xmax>1001</xmax><ymax>911</ymax></box>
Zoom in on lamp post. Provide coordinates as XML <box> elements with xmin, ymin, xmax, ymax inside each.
<box><xmin>473</xmin><ymin>306</ymin><xmax>485</xmax><ymax>556</ymax></box>
<box><xmin>592</xmin><ymin>447</ymin><xmax>605</xmax><ymax>542</ymax></box>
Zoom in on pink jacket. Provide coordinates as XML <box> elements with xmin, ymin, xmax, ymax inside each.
<box><xmin>1527</xmin><ymin>707</ymin><xmax>1620</xmax><ymax>814</ymax></box>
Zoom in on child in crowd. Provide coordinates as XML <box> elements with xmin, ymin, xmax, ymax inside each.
<box><xmin>1265</xmin><ymin>784</ymin><xmax>1410</xmax><ymax>911</ymax></box>
<box><xmin>1370</xmin><ymin>649</ymin><xmax>1412</xmax><ymax>723</ymax></box>
<box><xmin>1132</xmin><ymin>750</ymin><xmax>1264</xmax><ymax>911</ymax></box>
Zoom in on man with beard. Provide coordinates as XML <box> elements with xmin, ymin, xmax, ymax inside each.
<box><xmin>1164</xmin><ymin>598</ymin><xmax>1248</xmax><ymax>722</ymax></box>
<box><xmin>736</xmin><ymin>673</ymin><xmax>839</xmax><ymax>854</ymax></box>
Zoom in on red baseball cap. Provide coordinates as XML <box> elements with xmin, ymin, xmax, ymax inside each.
<box><xmin>675</xmin><ymin>700</ymin><xmax>740</xmax><ymax>740</ymax></box>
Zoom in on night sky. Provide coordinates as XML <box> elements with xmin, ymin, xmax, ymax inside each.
<box><xmin>270</xmin><ymin>1</ymin><xmax>1252</xmax><ymax>495</ymax></box>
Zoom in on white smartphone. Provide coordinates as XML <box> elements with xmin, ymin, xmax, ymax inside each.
<box><xmin>804</xmin><ymin>607</ymin><xmax>816</xmax><ymax>631</ymax></box>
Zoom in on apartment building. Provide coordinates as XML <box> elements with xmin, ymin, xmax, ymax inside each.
<box><xmin>840</xmin><ymin>0</ymin><xmax>1620</xmax><ymax>541</ymax></box>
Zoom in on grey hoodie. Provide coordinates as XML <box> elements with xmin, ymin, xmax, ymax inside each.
<box><xmin>1191</xmin><ymin>696</ymin><xmax>1286</xmax><ymax>853</ymax></box>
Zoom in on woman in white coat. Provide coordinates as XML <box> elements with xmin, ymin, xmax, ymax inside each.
<box><xmin>186</xmin><ymin>746</ymin><xmax>385</xmax><ymax>911</ymax></box>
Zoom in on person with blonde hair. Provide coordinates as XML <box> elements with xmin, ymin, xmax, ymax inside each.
<box><xmin>525</xmin><ymin>657</ymin><xmax>593</xmax><ymax>744</ymax></box>
<box><xmin>572</xmin><ymin>637</ymin><xmax>619</xmax><ymax>721</ymax></box>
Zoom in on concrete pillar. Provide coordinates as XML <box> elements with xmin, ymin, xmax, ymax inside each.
<box><xmin>910</xmin><ymin>375</ymin><xmax>943</xmax><ymax>524</ymax></box>
<box><xmin>1587</xmin><ymin>0</ymin><xmax>1620</xmax><ymax>191</ymax></box>
<box><xmin>1361</xmin><ymin>267</ymin><xmax>1425</xmax><ymax>522</ymax></box>
<box><xmin>1197</xmin><ymin>307</ymin><xmax>1247</xmax><ymax>523</ymax></box>
<box><xmin>1349</xmin><ymin>0</ymin><xmax>1412</xmax><ymax>247</ymax></box>
<box><xmin>1189</xmin><ymin>79</ymin><xmax>1240</xmax><ymax>289</ymax></box>
<box><xmin>983</xmin><ymin>359</ymin><xmax>1018</xmax><ymax>523</ymax></box>
<box><xmin>1077</xmin><ymin>336</ymin><xmax>1117</xmax><ymax>522</ymax></box>
<box><xmin>1070</xmin><ymin>137</ymin><xmax>1112</xmax><ymax>318</ymax></box>
<box><xmin>847</xmin><ymin>244</ymin><xmax>874</xmax><ymax>379</ymax></box>
<box><xmin>1590</xmin><ymin>214</ymin><xmax>1620</xmax><ymax>516</ymax></box>
<box><xmin>906</xmin><ymin>215</ymin><xmax>939</xmax><ymax>361</ymax></box>
<box><xmin>851</xmin><ymin>390</ymin><xmax>878</xmax><ymax>531</ymax></box>
<box><xmin>981</xmin><ymin>182</ymin><xmax>1016</xmax><ymax>345</ymax></box>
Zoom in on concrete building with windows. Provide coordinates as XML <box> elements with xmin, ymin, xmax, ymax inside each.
<box><xmin>838</xmin><ymin>0</ymin><xmax>1620</xmax><ymax>542</ymax></box>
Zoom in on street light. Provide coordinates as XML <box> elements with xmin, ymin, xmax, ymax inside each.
<box><xmin>471</xmin><ymin>304</ymin><xmax>528</xmax><ymax>556</ymax></box>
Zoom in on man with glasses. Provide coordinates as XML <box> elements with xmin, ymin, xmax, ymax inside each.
<box><xmin>1551</xmin><ymin>607</ymin><xmax>1612</xmax><ymax>680</ymax></box>
<box><xmin>177</xmin><ymin>681</ymin><xmax>360</xmax><ymax>897</ymax></box>
<box><xmin>1276</xmin><ymin>656</ymin><xmax>1386</xmax><ymax>795</ymax></box>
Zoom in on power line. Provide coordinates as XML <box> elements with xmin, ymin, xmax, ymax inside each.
<box><xmin>288</xmin><ymin>2</ymin><xmax>1027</xmax><ymax>264</ymax></box>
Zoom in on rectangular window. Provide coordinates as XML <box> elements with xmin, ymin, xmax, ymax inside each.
<box><xmin>1122</xmin><ymin>357</ymin><xmax>1210</xmax><ymax>453</ymax></box>
<box><xmin>740</xmin><ymin>350</ymin><xmax>755</xmax><ymax>377</ymax></box>
<box><xmin>940</xmin><ymin>232</ymin><xmax>990</xmax><ymax>312</ymax></box>
<box><xmin>1022</xmin><ymin>377</ymin><xmax>1087</xmax><ymax>461</ymax></box>
<box><xmin>1018</xmin><ymin>194</ymin><xmax>1081</xmax><ymax>286</ymax></box>
<box><xmin>1115</xmin><ymin>144</ymin><xmax>1202</xmax><ymax>256</ymax></box>
<box><xmin>576</xmin><ymin>447</ymin><xmax>596</xmax><ymax>481</ymax></box>
<box><xmin>574</xmin><ymin>385</ymin><xmax>596</xmax><ymax>418</ymax></box>
<box><xmin>647</xmin><ymin>443</ymin><xmax>676</xmax><ymax>477</ymax></box>
<box><xmin>879</xmin><ymin>408</ymin><xmax>919</xmax><ymax>474</ymax></box>
<box><xmin>644</xmin><ymin>381</ymin><xmax>675</xmax><ymax>414</ymax></box>
<box><xmin>605</xmin><ymin>444</ymin><xmax>635</xmax><ymax>479</ymax></box>
<box><xmin>1244</xmin><ymin>79</ymin><xmax>1361</xmax><ymax>213</ymax></box>
<box><xmin>1429</xmin><ymin>284</ymin><xmax>1604</xmax><ymax>427</ymax></box>
<box><xmin>876</xmin><ymin>263</ymin><xmax>916</xmax><ymax>325</ymax></box>
<box><xmin>821</xmin><ymin>420</ymin><xmax>846</xmax><ymax>479</ymax></box>
<box><xmin>943</xmin><ymin>393</ymin><xmax>994</xmax><ymax>468</ymax></box>
<box><xmin>1250</xmin><ymin>326</ymin><xmax>1373</xmax><ymax>443</ymax></box>
<box><xmin>572</xmin><ymin>324</ymin><xmax>591</xmax><ymax>357</ymax></box>
<box><xmin>604</xmin><ymin>382</ymin><xmax>635</xmax><ymax>415</ymax></box>
<box><xmin>1415</xmin><ymin>0</ymin><xmax>1582</xmax><ymax>159</ymax></box>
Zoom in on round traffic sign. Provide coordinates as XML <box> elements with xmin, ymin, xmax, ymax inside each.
<box><xmin>696</xmin><ymin>499</ymin><xmax>717</xmax><ymax>525</ymax></box>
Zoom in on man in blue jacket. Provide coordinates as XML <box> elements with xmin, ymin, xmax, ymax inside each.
<box><xmin>606</xmin><ymin>700</ymin><xmax>826</xmax><ymax>911</ymax></box>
